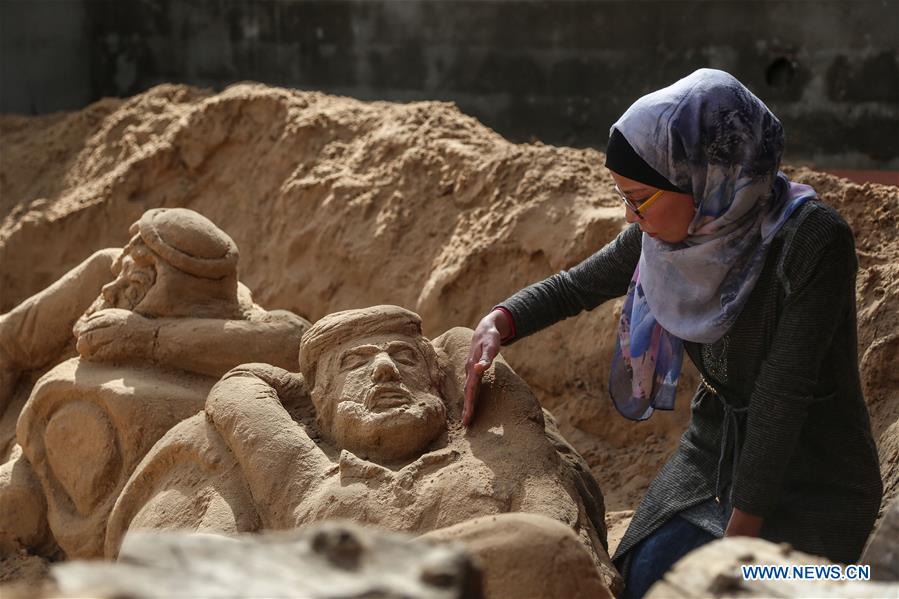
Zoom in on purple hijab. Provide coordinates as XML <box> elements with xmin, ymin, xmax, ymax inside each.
<box><xmin>608</xmin><ymin>69</ymin><xmax>816</xmax><ymax>420</ymax></box>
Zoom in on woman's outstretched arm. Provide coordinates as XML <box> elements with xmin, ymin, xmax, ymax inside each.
<box><xmin>463</xmin><ymin>223</ymin><xmax>642</xmax><ymax>425</ymax></box>
<box><xmin>496</xmin><ymin>223</ymin><xmax>642</xmax><ymax>343</ymax></box>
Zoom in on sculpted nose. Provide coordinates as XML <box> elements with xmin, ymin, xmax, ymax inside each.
<box><xmin>370</xmin><ymin>354</ymin><xmax>400</xmax><ymax>383</ymax></box>
<box><xmin>101</xmin><ymin>279</ymin><xmax>125</xmax><ymax>304</ymax></box>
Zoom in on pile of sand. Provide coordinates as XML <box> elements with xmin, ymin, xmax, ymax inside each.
<box><xmin>1</xmin><ymin>83</ymin><xmax>896</xmax><ymax>513</ymax></box>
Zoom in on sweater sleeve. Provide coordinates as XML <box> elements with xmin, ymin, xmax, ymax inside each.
<box><xmin>496</xmin><ymin>223</ymin><xmax>642</xmax><ymax>344</ymax></box>
<box><xmin>730</xmin><ymin>210</ymin><xmax>858</xmax><ymax>516</ymax></box>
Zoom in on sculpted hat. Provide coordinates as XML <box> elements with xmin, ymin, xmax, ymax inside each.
<box><xmin>299</xmin><ymin>305</ymin><xmax>424</xmax><ymax>387</ymax></box>
<box><xmin>131</xmin><ymin>208</ymin><xmax>239</xmax><ymax>279</ymax></box>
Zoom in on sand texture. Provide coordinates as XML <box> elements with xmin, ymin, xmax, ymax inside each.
<box><xmin>1</xmin><ymin>82</ymin><xmax>897</xmax><ymax>521</ymax></box>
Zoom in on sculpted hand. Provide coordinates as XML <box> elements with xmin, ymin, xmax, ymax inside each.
<box><xmin>462</xmin><ymin>309</ymin><xmax>512</xmax><ymax>426</ymax></box>
<box><xmin>74</xmin><ymin>308</ymin><xmax>157</xmax><ymax>363</ymax></box>
<box><xmin>224</xmin><ymin>363</ymin><xmax>306</xmax><ymax>402</ymax></box>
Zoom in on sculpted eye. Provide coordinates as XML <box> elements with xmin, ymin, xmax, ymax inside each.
<box><xmin>339</xmin><ymin>353</ymin><xmax>370</xmax><ymax>371</ymax></box>
<box><xmin>391</xmin><ymin>348</ymin><xmax>418</xmax><ymax>366</ymax></box>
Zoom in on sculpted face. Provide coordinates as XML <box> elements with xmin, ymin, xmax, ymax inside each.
<box><xmin>83</xmin><ymin>237</ymin><xmax>157</xmax><ymax>317</ymax></box>
<box><xmin>103</xmin><ymin>243</ymin><xmax>157</xmax><ymax>310</ymax></box>
<box><xmin>82</xmin><ymin>209</ymin><xmax>241</xmax><ymax>321</ymax></box>
<box><xmin>312</xmin><ymin>333</ymin><xmax>446</xmax><ymax>462</ymax></box>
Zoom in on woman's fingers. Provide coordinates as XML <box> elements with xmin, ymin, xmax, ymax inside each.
<box><xmin>463</xmin><ymin>358</ymin><xmax>493</xmax><ymax>426</ymax></box>
<box><xmin>463</xmin><ymin>338</ymin><xmax>484</xmax><ymax>427</ymax></box>
<box><xmin>462</xmin><ymin>319</ymin><xmax>502</xmax><ymax>427</ymax></box>
<box><xmin>463</xmin><ymin>361</ymin><xmax>486</xmax><ymax>426</ymax></box>
<box><xmin>479</xmin><ymin>341</ymin><xmax>497</xmax><ymax>366</ymax></box>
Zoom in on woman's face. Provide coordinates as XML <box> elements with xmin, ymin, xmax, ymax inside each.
<box><xmin>610</xmin><ymin>171</ymin><xmax>695</xmax><ymax>243</ymax></box>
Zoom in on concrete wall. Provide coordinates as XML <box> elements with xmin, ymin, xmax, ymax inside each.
<box><xmin>0</xmin><ymin>0</ymin><xmax>91</xmax><ymax>114</ymax></box>
<box><xmin>2</xmin><ymin>0</ymin><xmax>898</xmax><ymax>169</ymax></box>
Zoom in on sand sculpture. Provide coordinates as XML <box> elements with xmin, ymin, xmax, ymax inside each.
<box><xmin>20</xmin><ymin>516</ymin><xmax>611</xmax><ymax>599</ymax></box>
<box><xmin>1</xmin><ymin>84</ymin><xmax>897</xmax><ymax>594</ymax></box>
<box><xmin>105</xmin><ymin>305</ymin><xmax>620</xmax><ymax>594</ymax></box>
<box><xmin>2</xmin><ymin>85</ymin><xmax>897</xmax><ymax>521</ymax></box>
<box><xmin>0</xmin><ymin>208</ymin><xmax>310</xmax><ymax>558</ymax></box>
<box><xmin>423</xmin><ymin>513</ymin><xmax>614</xmax><ymax>599</ymax></box>
<box><xmin>860</xmin><ymin>495</ymin><xmax>899</xmax><ymax>582</ymax></box>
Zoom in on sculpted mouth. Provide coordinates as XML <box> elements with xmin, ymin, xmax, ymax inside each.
<box><xmin>366</xmin><ymin>385</ymin><xmax>412</xmax><ymax>410</ymax></box>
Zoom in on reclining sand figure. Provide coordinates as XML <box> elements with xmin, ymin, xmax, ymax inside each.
<box><xmin>0</xmin><ymin>208</ymin><xmax>309</xmax><ymax>557</ymax></box>
<box><xmin>106</xmin><ymin>305</ymin><xmax>621</xmax><ymax>593</ymax></box>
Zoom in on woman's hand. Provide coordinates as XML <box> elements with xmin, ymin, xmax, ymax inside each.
<box><xmin>724</xmin><ymin>506</ymin><xmax>764</xmax><ymax>537</ymax></box>
<box><xmin>462</xmin><ymin>309</ymin><xmax>512</xmax><ymax>426</ymax></box>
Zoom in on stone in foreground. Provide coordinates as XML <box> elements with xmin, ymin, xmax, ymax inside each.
<box><xmin>48</xmin><ymin>522</ymin><xmax>483</xmax><ymax>599</ymax></box>
<box><xmin>646</xmin><ymin>536</ymin><xmax>898</xmax><ymax>598</ymax></box>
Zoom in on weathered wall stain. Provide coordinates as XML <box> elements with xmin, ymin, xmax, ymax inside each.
<box><xmin>1</xmin><ymin>0</ymin><xmax>897</xmax><ymax>169</ymax></box>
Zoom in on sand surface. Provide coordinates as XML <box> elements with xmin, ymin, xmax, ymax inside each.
<box><xmin>1</xmin><ymin>83</ymin><xmax>896</xmax><ymax>517</ymax></box>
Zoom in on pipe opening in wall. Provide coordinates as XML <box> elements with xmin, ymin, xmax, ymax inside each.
<box><xmin>765</xmin><ymin>57</ymin><xmax>796</xmax><ymax>88</ymax></box>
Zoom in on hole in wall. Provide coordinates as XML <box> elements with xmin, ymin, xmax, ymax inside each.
<box><xmin>765</xmin><ymin>57</ymin><xmax>796</xmax><ymax>88</ymax></box>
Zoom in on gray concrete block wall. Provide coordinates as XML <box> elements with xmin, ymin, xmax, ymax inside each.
<box><xmin>2</xmin><ymin>0</ymin><xmax>897</xmax><ymax>169</ymax></box>
<box><xmin>0</xmin><ymin>0</ymin><xmax>91</xmax><ymax>114</ymax></box>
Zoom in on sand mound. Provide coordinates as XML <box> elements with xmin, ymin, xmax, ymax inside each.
<box><xmin>2</xmin><ymin>83</ymin><xmax>897</xmax><ymax>512</ymax></box>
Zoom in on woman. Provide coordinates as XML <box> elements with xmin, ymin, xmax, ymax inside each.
<box><xmin>462</xmin><ymin>69</ymin><xmax>882</xmax><ymax>598</ymax></box>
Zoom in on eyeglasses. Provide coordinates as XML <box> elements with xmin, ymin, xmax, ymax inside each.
<box><xmin>614</xmin><ymin>184</ymin><xmax>664</xmax><ymax>219</ymax></box>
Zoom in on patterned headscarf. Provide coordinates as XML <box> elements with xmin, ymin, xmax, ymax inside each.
<box><xmin>608</xmin><ymin>69</ymin><xmax>816</xmax><ymax>420</ymax></box>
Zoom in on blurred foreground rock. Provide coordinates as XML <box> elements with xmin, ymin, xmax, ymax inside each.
<box><xmin>861</xmin><ymin>495</ymin><xmax>899</xmax><ymax>581</ymax></box>
<box><xmin>646</xmin><ymin>537</ymin><xmax>899</xmax><ymax>598</ymax></box>
<box><xmin>35</xmin><ymin>522</ymin><xmax>483</xmax><ymax>599</ymax></box>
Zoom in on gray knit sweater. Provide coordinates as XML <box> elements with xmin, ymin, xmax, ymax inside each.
<box><xmin>498</xmin><ymin>201</ymin><xmax>883</xmax><ymax>565</ymax></box>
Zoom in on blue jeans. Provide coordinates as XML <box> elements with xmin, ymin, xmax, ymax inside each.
<box><xmin>619</xmin><ymin>516</ymin><xmax>717</xmax><ymax>599</ymax></box>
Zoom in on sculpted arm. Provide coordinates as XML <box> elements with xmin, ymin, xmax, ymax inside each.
<box><xmin>496</xmin><ymin>223</ymin><xmax>642</xmax><ymax>343</ymax></box>
<box><xmin>1</xmin><ymin>248</ymin><xmax>119</xmax><ymax>413</ymax></box>
<box><xmin>1</xmin><ymin>248</ymin><xmax>119</xmax><ymax>365</ymax></box>
<box><xmin>75</xmin><ymin>309</ymin><xmax>308</xmax><ymax>378</ymax></box>
<box><xmin>205</xmin><ymin>364</ymin><xmax>331</xmax><ymax>529</ymax></box>
<box><xmin>154</xmin><ymin>310</ymin><xmax>308</xmax><ymax>376</ymax></box>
